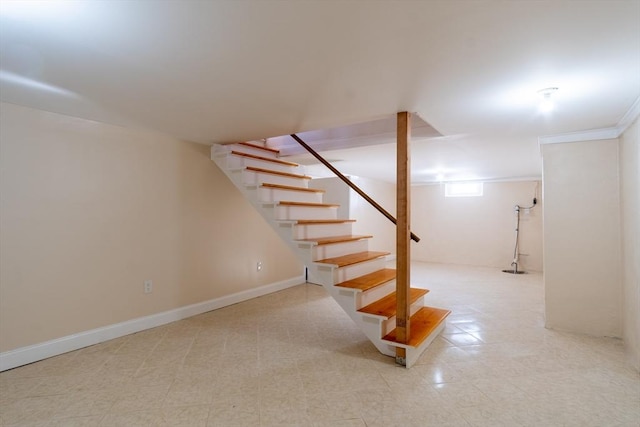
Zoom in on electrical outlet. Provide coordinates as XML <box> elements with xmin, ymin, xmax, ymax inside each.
<box><xmin>144</xmin><ymin>280</ymin><xmax>153</xmax><ymax>294</ymax></box>
<box><xmin>257</xmin><ymin>261</ymin><xmax>263</xmax><ymax>272</ymax></box>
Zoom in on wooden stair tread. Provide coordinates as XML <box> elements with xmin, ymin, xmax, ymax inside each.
<box><xmin>261</xmin><ymin>183</ymin><xmax>325</xmax><ymax>193</ymax></box>
<box><xmin>316</xmin><ymin>251</ymin><xmax>389</xmax><ymax>268</ymax></box>
<box><xmin>296</xmin><ymin>219</ymin><xmax>356</xmax><ymax>224</ymax></box>
<box><xmin>278</xmin><ymin>201</ymin><xmax>339</xmax><ymax>208</ymax></box>
<box><xmin>358</xmin><ymin>288</ymin><xmax>428</xmax><ymax>317</ymax></box>
<box><xmin>383</xmin><ymin>306</ymin><xmax>451</xmax><ymax>347</ymax></box>
<box><xmin>296</xmin><ymin>235</ymin><xmax>373</xmax><ymax>245</ymax></box>
<box><xmin>245</xmin><ymin>166</ymin><xmax>311</xmax><ymax>180</ymax></box>
<box><xmin>335</xmin><ymin>268</ymin><xmax>396</xmax><ymax>292</ymax></box>
<box><xmin>238</xmin><ymin>142</ymin><xmax>280</xmax><ymax>154</ymax></box>
<box><xmin>231</xmin><ymin>151</ymin><xmax>299</xmax><ymax>166</ymax></box>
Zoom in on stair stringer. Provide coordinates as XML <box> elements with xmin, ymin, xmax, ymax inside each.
<box><xmin>307</xmin><ymin>267</ymin><xmax>400</xmax><ymax>357</ymax></box>
<box><xmin>211</xmin><ymin>144</ymin><xmax>441</xmax><ymax>367</ymax></box>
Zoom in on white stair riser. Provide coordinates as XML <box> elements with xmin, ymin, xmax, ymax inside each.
<box><xmin>292</xmin><ymin>222</ymin><xmax>353</xmax><ymax>239</ymax></box>
<box><xmin>380</xmin><ymin>297</ymin><xmax>426</xmax><ymax>335</ymax></box>
<box><xmin>311</xmin><ymin>239</ymin><xmax>369</xmax><ymax>261</ymax></box>
<box><xmin>355</xmin><ymin>280</ymin><xmax>397</xmax><ymax>309</ymax></box>
<box><xmin>226</xmin><ymin>155</ymin><xmax>302</xmax><ymax>175</ymax></box>
<box><xmin>258</xmin><ymin>187</ymin><xmax>323</xmax><ymax>204</ymax></box>
<box><xmin>243</xmin><ymin>170</ymin><xmax>310</xmax><ymax>188</ymax></box>
<box><xmin>333</xmin><ymin>257</ymin><xmax>387</xmax><ymax>283</ymax></box>
<box><xmin>274</xmin><ymin>205</ymin><xmax>338</xmax><ymax>221</ymax></box>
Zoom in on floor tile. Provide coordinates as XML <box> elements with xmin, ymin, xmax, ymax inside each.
<box><xmin>49</xmin><ymin>414</ymin><xmax>105</xmax><ymax>426</ymax></box>
<box><xmin>1</xmin><ymin>262</ymin><xmax>638</xmax><ymax>427</ymax></box>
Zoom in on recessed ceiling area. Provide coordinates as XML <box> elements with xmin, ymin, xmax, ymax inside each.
<box><xmin>279</xmin><ymin>130</ymin><xmax>544</xmax><ymax>184</ymax></box>
<box><xmin>268</xmin><ymin>114</ymin><xmax>442</xmax><ymax>157</ymax></box>
<box><xmin>1</xmin><ymin>1</ymin><xmax>638</xmax><ymax>183</ymax></box>
<box><xmin>268</xmin><ymin>115</ymin><xmax>543</xmax><ymax>184</ymax></box>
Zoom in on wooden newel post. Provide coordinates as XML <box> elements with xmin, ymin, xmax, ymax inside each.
<box><xmin>396</xmin><ymin>111</ymin><xmax>411</xmax><ymax>366</ymax></box>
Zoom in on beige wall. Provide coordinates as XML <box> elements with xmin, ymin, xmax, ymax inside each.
<box><xmin>542</xmin><ymin>139</ymin><xmax>621</xmax><ymax>337</ymax></box>
<box><xmin>619</xmin><ymin>118</ymin><xmax>640</xmax><ymax>370</ymax></box>
<box><xmin>311</xmin><ymin>176</ymin><xmax>543</xmax><ymax>270</ymax></box>
<box><xmin>411</xmin><ymin>181</ymin><xmax>542</xmax><ymax>271</ymax></box>
<box><xmin>349</xmin><ymin>176</ymin><xmax>396</xmax><ymax>254</ymax></box>
<box><xmin>0</xmin><ymin>103</ymin><xmax>302</xmax><ymax>353</ymax></box>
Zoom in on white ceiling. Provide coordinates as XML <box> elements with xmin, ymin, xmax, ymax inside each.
<box><xmin>1</xmin><ymin>1</ymin><xmax>639</xmax><ymax>184</ymax></box>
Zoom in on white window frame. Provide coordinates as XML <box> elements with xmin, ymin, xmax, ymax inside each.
<box><xmin>444</xmin><ymin>182</ymin><xmax>484</xmax><ymax>197</ymax></box>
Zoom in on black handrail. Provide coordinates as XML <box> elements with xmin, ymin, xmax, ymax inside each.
<box><xmin>290</xmin><ymin>134</ymin><xmax>420</xmax><ymax>243</ymax></box>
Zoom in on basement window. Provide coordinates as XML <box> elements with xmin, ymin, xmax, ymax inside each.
<box><xmin>445</xmin><ymin>182</ymin><xmax>483</xmax><ymax>197</ymax></box>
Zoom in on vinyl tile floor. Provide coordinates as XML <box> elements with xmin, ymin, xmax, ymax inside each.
<box><xmin>1</xmin><ymin>262</ymin><xmax>638</xmax><ymax>426</ymax></box>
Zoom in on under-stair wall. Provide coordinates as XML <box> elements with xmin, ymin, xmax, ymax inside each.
<box><xmin>212</xmin><ymin>141</ymin><xmax>450</xmax><ymax>367</ymax></box>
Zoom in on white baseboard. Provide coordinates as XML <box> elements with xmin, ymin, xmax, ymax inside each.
<box><xmin>0</xmin><ymin>275</ymin><xmax>304</xmax><ymax>372</ymax></box>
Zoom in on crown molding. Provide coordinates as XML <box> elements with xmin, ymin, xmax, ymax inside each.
<box><xmin>538</xmin><ymin>95</ymin><xmax>640</xmax><ymax>145</ymax></box>
<box><xmin>617</xmin><ymin>95</ymin><xmax>640</xmax><ymax>133</ymax></box>
<box><xmin>538</xmin><ymin>127</ymin><xmax>620</xmax><ymax>145</ymax></box>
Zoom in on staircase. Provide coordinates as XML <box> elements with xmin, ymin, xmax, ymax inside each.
<box><xmin>211</xmin><ymin>141</ymin><xmax>450</xmax><ymax>368</ymax></box>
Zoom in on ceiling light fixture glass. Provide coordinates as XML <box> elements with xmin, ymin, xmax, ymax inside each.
<box><xmin>537</xmin><ymin>87</ymin><xmax>558</xmax><ymax>113</ymax></box>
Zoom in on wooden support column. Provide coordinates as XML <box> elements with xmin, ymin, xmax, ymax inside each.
<box><xmin>396</xmin><ymin>111</ymin><xmax>411</xmax><ymax>365</ymax></box>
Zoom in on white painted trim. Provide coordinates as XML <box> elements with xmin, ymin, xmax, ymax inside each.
<box><xmin>0</xmin><ymin>275</ymin><xmax>304</xmax><ymax>372</ymax></box>
<box><xmin>617</xmin><ymin>96</ymin><xmax>640</xmax><ymax>134</ymax></box>
<box><xmin>539</xmin><ymin>96</ymin><xmax>640</xmax><ymax>145</ymax></box>
<box><xmin>538</xmin><ymin>127</ymin><xmax>620</xmax><ymax>145</ymax></box>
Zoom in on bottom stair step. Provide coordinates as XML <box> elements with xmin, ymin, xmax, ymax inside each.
<box><xmin>382</xmin><ymin>306</ymin><xmax>451</xmax><ymax>347</ymax></box>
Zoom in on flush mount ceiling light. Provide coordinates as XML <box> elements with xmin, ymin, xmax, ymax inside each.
<box><xmin>537</xmin><ymin>87</ymin><xmax>559</xmax><ymax>113</ymax></box>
